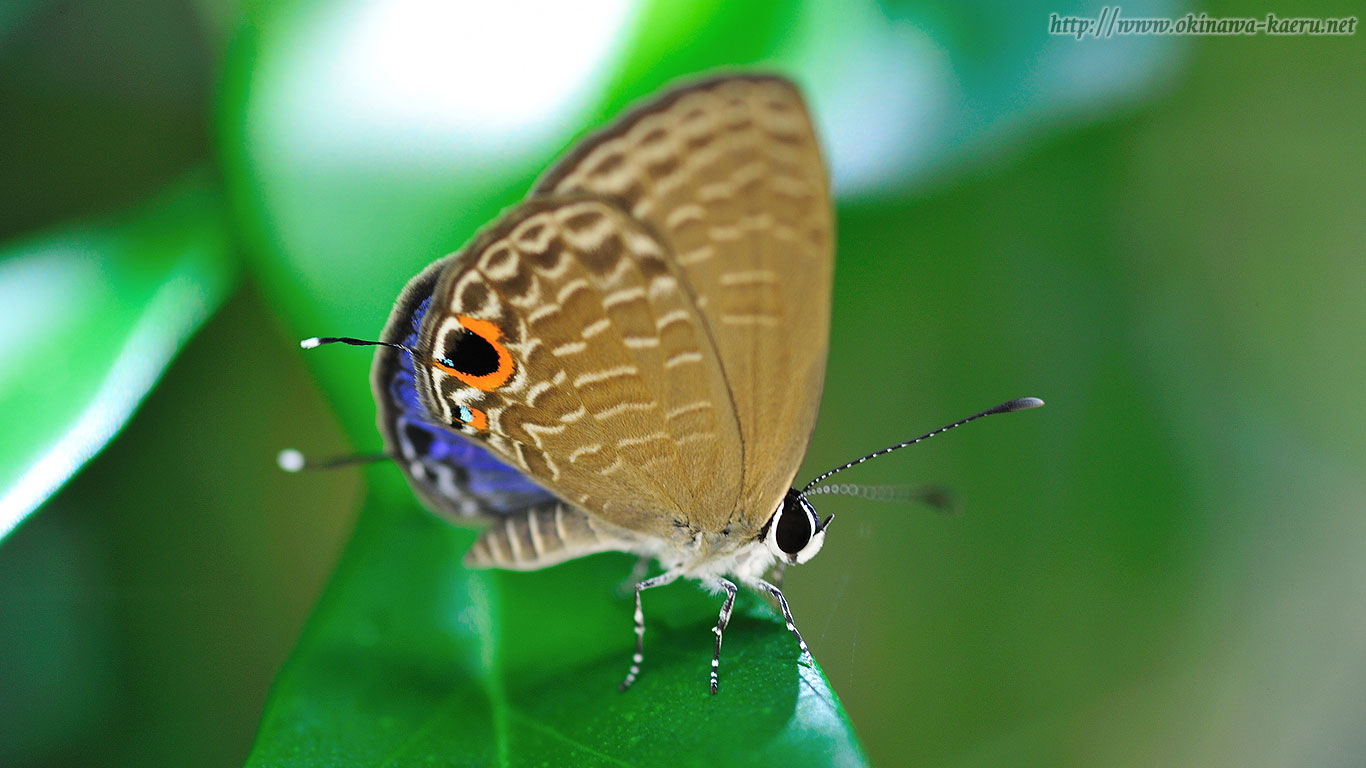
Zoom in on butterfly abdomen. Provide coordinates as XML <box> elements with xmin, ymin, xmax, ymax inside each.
<box><xmin>463</xmin><ymin>501</ymin><xmax>637</xmax><ymax>571</ymax></box>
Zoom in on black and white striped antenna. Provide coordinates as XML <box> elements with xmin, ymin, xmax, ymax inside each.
<box><xmin>801</xmin><ymin>397</ymin><xmax>1043</xmax><ymax>494</ymax></box>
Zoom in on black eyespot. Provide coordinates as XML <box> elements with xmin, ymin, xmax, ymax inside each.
<box><xmin>442</xmin><ymin>328</ymin><xmax>499</xmax><ymax>376</ymax></box>
<box><xmin>775</xmin><ymin>495</ymin><xmax>813</xmax><ymax>555</ymax></box>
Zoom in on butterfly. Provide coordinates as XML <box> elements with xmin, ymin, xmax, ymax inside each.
<box><xmin>296</xmin><ymin>73</ymin><xmax>1042</xmax><ymax>694</ymax></box>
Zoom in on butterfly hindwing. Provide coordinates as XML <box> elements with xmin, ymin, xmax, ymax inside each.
<box><xmin>373</xmin><ymin>259</ymin><xmax>557</xmax><ymax>521</ymax></box>
<box><xmin>414</xmin><ymin>195</ymin><xmax>743</xmax><ymax>538</ymax></box>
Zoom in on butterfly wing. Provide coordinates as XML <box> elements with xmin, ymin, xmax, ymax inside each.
<box><xmin>373</xmin><ymin>259</ymin><xmax>558</xmax><ymax>520</ymax></box>
<box><xmin>374</xmin><ymin>74</ymin><xmax>831</xmax><ymax>550</ymax></box>
<box><xmin>375</xmin><ymin>269</ymin><xmax>648</xmax><ymax>570</ymax></box>
<box><xmin>408</xmin><ymin>195</ymin><xmax>744</xmax><ymax>540</ymax></box>
<box><xmin>535</xmin><ymin>74</ymin><xmax>835</xmax><ymax>531</ymax></box>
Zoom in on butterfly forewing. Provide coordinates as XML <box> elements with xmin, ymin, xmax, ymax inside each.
<box><xmin>535</xmin><ymin>74</ymin><xmax>834</xmax><ymax>533</ymax></box>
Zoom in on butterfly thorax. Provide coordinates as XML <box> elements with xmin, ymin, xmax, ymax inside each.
<box><xmin>646</xmin><ymin>526</ymin><xmax>778</xmax><ymax>583</ymax></box>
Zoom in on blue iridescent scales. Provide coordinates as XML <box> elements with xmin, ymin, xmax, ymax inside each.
<box><xmin>387</xmin><ymin>295</ymin><xmax>551</xmax><ymax>514</ymax></box>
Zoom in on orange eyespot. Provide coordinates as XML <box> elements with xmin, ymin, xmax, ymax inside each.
<box><xmin>452</xmin><ymin>404</ymin><xmax>488</xmax><ymax>431</ymax></box>
<box><xmin>431</xmin><ymin>315</ymin><xmax>514</xmax><ymax>391</ymax></box>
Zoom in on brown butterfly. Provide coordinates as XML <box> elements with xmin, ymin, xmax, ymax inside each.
<box><xmin>296</xmin><ymin>73</ymin><xmax>1042</xmax><ymax>693</ymax></box>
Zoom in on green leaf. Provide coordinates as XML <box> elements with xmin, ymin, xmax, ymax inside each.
<box><xmin>0</xmin><ymin>173</ymin><xmax>238</xmax><ymax>540</ymax></box>
<box><xmin>247</xmin><ymin>474</ymin><xmax>867</xmax><ymax>767</ymax></box>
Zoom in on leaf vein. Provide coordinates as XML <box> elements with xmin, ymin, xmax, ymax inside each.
<box><xmin>507</xmin><ymin>708</ymin><xmax>639</xmax><ymax>768</ymax></box>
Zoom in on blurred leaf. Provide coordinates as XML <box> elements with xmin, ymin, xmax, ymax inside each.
<box><xmin>607</xmin><ymin>0</ymin><xmax>797</xmax><ymax>102</ymax></box>
<box><xmin>247</xmin><ymin>474</ymin><xmax>866</xmax><ymax>767</ymax></box>
<box><xmin>0</xmin><ymin>173</ymin><xmax>237</xmax><ymax>540</ymax></box>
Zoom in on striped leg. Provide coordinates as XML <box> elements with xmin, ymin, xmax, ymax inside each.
<box><xmin>709</xmin><ymin>578</ymin><xmax>738</xmax><ymax>695</ymax></box>
<box><xmin>753</xmin><ymin>578</ymin><xmax>811</xmax><ymax>662</ymax></box>
<box><xmin>619</xmin><ymin>570</ymin><xmax>681</xmax><ymax>691</ymax></box>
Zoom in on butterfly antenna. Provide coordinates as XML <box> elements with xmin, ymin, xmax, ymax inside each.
<box><xmin>277</xmin><ymin>449</ymin><xmax>390</xmax><ymax>473</ymax></box>
<box><xmin>300</xmin><ymin>336</ymin><xmax>414</xmax><ymax>354</ymax></box>
<box><xmin>804</xmin><ymin>483</ymin><xmax>958</xmax><ymax>513</ymax></box>
<box><xmin>801</xmin><ymin>397</ymin><xmax>1044</xmax><ymax>493</ymax></box>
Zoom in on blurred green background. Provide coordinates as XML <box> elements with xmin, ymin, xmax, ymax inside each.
<box><xmin>2</xmin><ymin>0</ymin><xmax>1363</xmax><ymax>765</ymax></box>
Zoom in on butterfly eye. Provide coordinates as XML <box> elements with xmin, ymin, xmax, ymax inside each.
<box><xmin>775</xmin><ymin>501</ymin><xmax>811</xmax><ymax>554</ymax></box>
<box><xmin>763</xmin><ymin>489</ymin><xmax>827</xmax><ymax>565</ymax></box>
<box><xmin>431</xmin><ymin>315</ymin><xmax>514</xmax><ymax>391</ymax></box>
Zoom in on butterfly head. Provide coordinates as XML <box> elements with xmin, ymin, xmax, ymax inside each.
<box><xmin>760</xmin><ymin>488</ymin><xmax>832</xmax><ymax>565</ymax></box>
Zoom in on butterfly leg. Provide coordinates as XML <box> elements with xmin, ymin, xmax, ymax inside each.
<box><xmin>752</xmin><ymin>578</ymin><xmax>812</xmax><ymax>665</ymax></box>
<box><xmin>709</xmin><ymin>578</ymin><xmax>738</xmax><ymax>694</ymax></box>
<box><xmin>619</xmin><ymin>569</ymin><xmax>682</xmax><ymax>691</ymax></box>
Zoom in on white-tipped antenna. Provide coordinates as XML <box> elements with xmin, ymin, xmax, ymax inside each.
<box><xmin>277</xmin><ymin>448</ymin><xmax>307</xmax><ymax>472</ymax></box>
<box><xmin>802</xmin><ymin>397</ymin><xmax>1044</xmax><ymax>493</ymax></box>
<box><xmin>276</xmin><ymin>448</ymin><xmax>390</xmax><ymax>473</ymax></box>
<box><xmin>299</xmin><ymin>336</ymin><xmax>414</xmax><ymax>354</ymax></box>
<box><xmin>284</xmin><ymin>336</ymin><xmax>406</xmax><ymax>474</ymax></box>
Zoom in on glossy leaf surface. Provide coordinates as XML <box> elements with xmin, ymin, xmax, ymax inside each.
<box><xmin>247</xmin><ymin>474</ymin><xmax>866</xmax><ymax>768</ymax></box>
